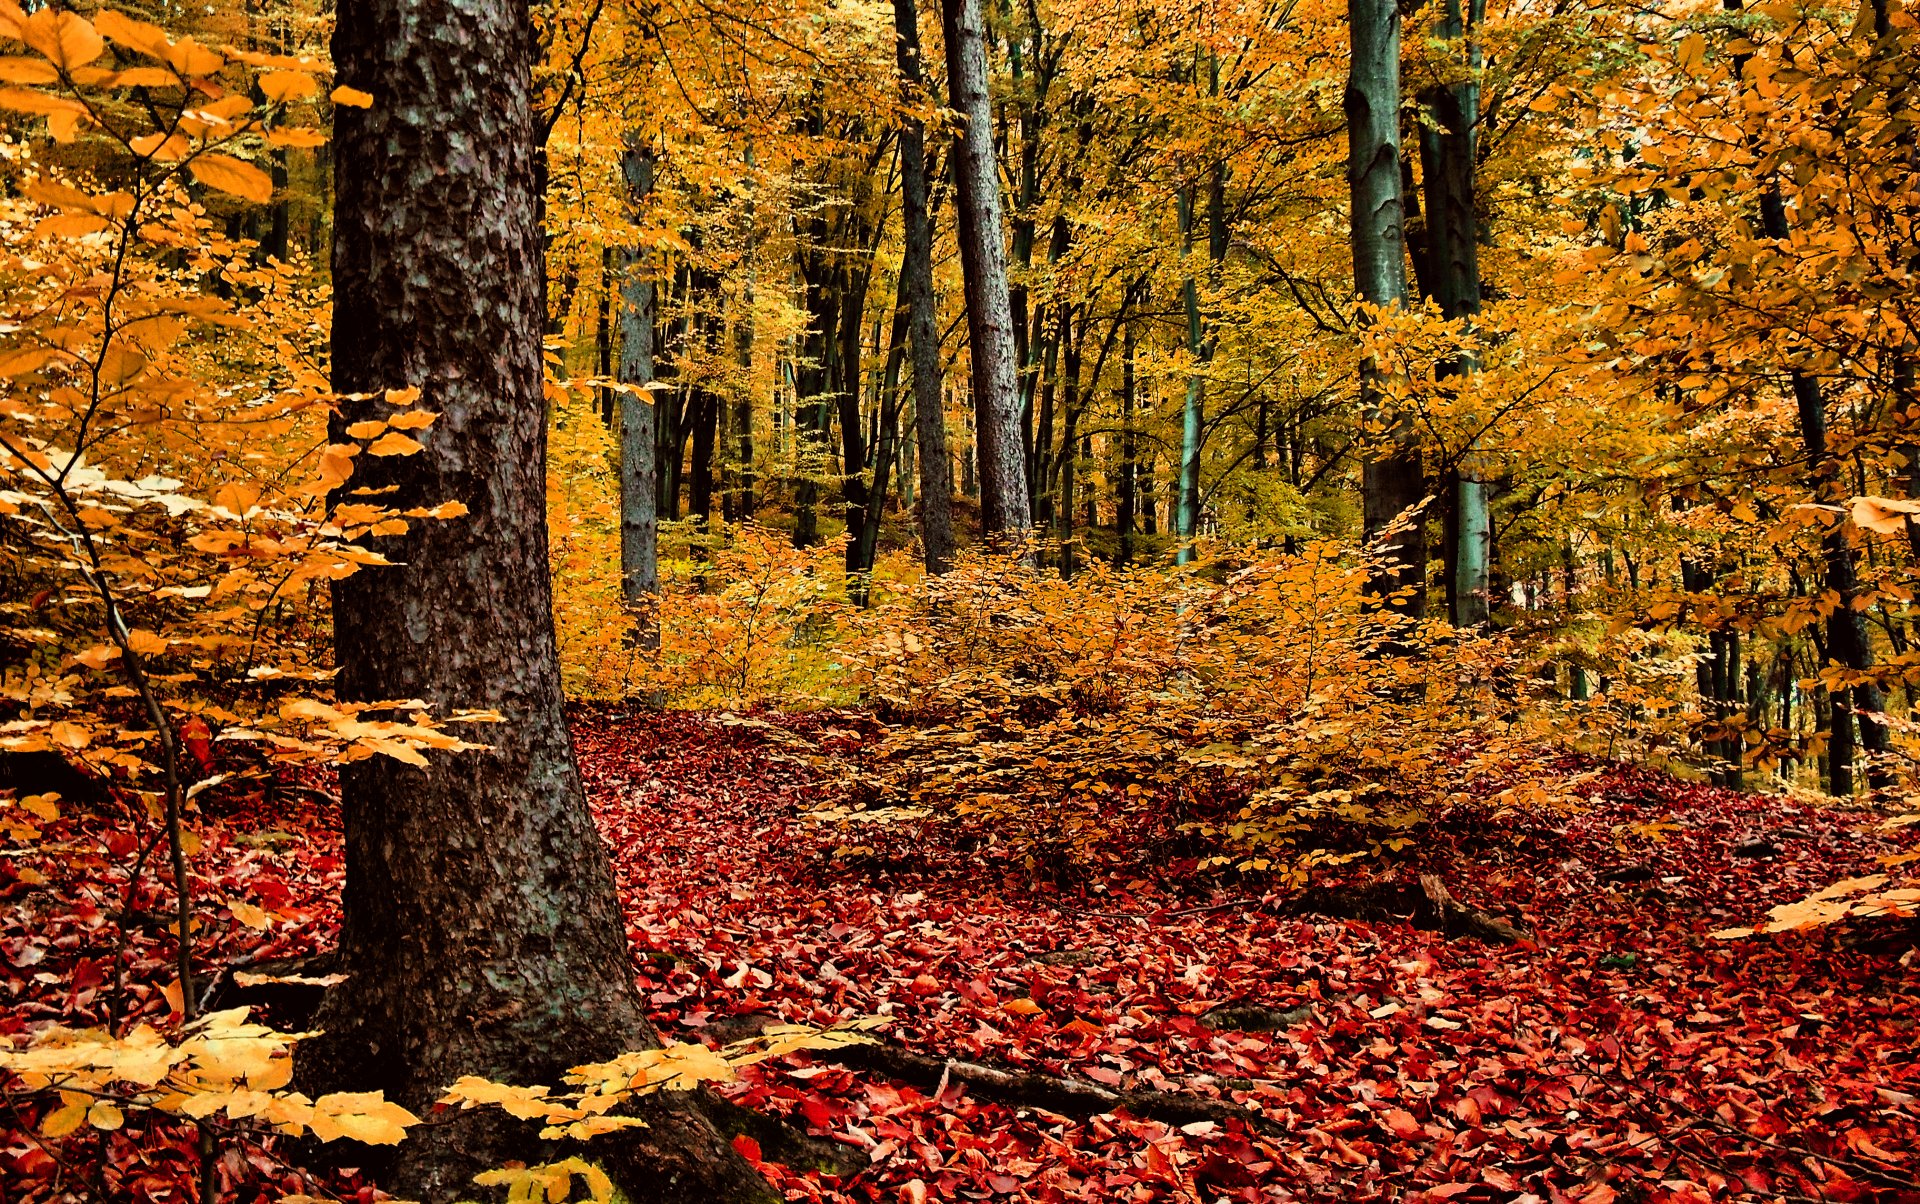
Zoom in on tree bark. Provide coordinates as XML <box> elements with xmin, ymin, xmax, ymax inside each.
<box><xmin>314</xmin><ymin>3</ymin><xmax>774</xmax><ymax>1198</ymax></box>
<box><xmin>618</xmin><ymin>144</ymin><xmax>661</xmax><ymax>651</ymax></box>
<box><xmin>1418</xmin><ymin>0</ymin><xmax>1487</xmax><ymax>628</ymax></box>
<box><xmin>1348</xmin><ymin>0</ymin><xmax>1426</xmax><ymax>616</ymax></box>
<box><xmin>1761</xmin><ymin>184</ymin><xmax>1889</xmax><ymax>793</ymax></box>
<box><xmin>942</xmin><ymin>0</ymin><xmax>1032</xmax><ymax>548</ymax></box>
<box><xmin>891</xmin><ymin>0</ymin><xmax>956</xmax><ymax>572</ymax></box>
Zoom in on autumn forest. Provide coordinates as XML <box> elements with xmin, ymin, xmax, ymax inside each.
<box><xmin>0</xmin><ymin>0</ymin><xmax>1917</xmax><ymax>1200</ymax></box>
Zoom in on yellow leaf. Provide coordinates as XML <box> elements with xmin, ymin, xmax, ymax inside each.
<box><xmin>45</xmin><ymin>107</ymin><xmax>80</xmax><ymax>140</ymax></box>
<box><xmin>386</xmin><ymin>410</ymin><xmax>438</xmax><ymax>430</ymax></box>
<box><xmin>258</xmin><ymin>70</ymin><xmax>315</xmax><ymax>102</ymax></box>
<box><xmin>20</xmin><ymin>793</ymin><xmax>58</xmax><ymax>821</ymax></box>
<box><xmin>130</xmin><ymin>130</ymin><xmax>191</xmax><ymax>161</ymax></box>
<box><xmin>309</xmin><ymin>1092</ymin><xmax>418</xmax><ymax>1145</ymax></box>
<box><xmin>0</xmin><ymin>56</ymin><xmax>55</xmax><ymax>83</ymax></box>
<box><xmin>35</xmin><ymin>212</ymin><xmax>110</xmax><ymax>239</ymax></box>
<box><xmin>366</xmin><ymin>432</ymin><xmax>423</xmax><ymax>457</ymax></box>
<box><xmin>41</xmin><ymin>1101</ymin><xmax>86</xmax><ymax>1137</ymax></box>
<box><xmin>165</xmin><ymin>38</ymin><xmax>222</xmax><ymax>76</ymax></box>
<box><xmin>0</xmin><ymin>345</ymin><xmax>55</xmax><ymax>376</ymax></box>
<box><xmin>125</xmin><ymin>629</ymin><xmax>168</xmax><ymax>656</ymax></box>
<box><xmin>227</xmin><ymin>898</ymin><xmax>272</xmax><ymax>930</ymax></box>
<box><xmin>22</xmin><ymin>10</ymin><xmax>103</xmax><ymax>70</ymax></box>
<box><xmin>345</xmin><ymin>420</ymin><xmax>387</xmax><ymax>439</ymax></box>
<box><xmin>0</xmin><ymin>86</ymin><xmax>87</xmax><ymax>117</ymax></box>
<box><xmin>95</xmin><ymin>10</ymin><xmax>172</xmax><ymax>60</ymax></box>
<box><xmin>331</xmin><ymin>85</ymin><xmax>373</xmax><ymax>107</ymax></box>
<box><xmin>112</xmin><ymin>66</ymin><xmax>178</xmax><ymax>87</ymax></box>
<box><xmin>267</xmin><ymin>126</ymin><xmax>327</xmax><ymax>149</ymax></box>
<box><xmin>190</xmin><ymin>153</ymin><xmax>274</xmax><ymax>204</ymax></box>
<box><xmin>87</xmin><ymin>1100</ymin><xmax>124</xmax><ymax>1131</ymax></box>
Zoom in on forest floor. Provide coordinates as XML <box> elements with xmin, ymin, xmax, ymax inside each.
<box><xmin>3</xmin><ymin>708</ymin><xmax>1919</xmax><ymax>1203</ymax></box>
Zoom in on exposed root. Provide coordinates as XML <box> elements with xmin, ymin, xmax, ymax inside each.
<box><xmin>1283</xmin><ymin>873</ymin><xmax>1531</xmax><ymax>944</ymax></box>
<box><xmin>806</xmin><ymin>1039</ymin><xmax>1285</xmax><ymax>1137</ymax></box>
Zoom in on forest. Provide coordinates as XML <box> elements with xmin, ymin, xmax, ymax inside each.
<box><xmin>0</xmin><ymin>0</ymin><xmax>1917</xmax><ymax>1200</ymax></box>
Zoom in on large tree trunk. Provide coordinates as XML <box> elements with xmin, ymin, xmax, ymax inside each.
<box><xmin>1418</xmin><ymin>0</ymin><xmax>1487</xmax><ymax>628</ymax></box>
<box><xmin>1758</xmin><ymin>184</ymin><xmax>1888</xmax><ymax>794</ymax></box>
<box><xmin>1348</xmin><ymin>0</ymin><xmax>1425</xmax><ymax>615</ymax></box>
<box><xmin>618</xmin><ymin>145</ymin><xmax>661</xmax><ymax>650</ymax></box>
<box><xmin>942</xmin><ymin>0</ymin><xmax>1031</xmax><ymax>546</ymax></box>
<box><xmin>891</xmin><ymin>0</ymin><xmax>956</xmax><ymax>571</ymax></box>
<box><xmin>314</xmin><ymin>3</ymin><xmax>775</xmax><ymax>1199</ymax></box>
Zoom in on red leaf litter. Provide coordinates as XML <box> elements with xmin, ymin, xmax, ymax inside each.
<box><xmin>5</xmin><ymin>707</ymin><xmax>1918</xmax><ymax>1203</ymax></box>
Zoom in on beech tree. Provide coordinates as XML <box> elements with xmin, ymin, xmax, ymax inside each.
<box><xmin>1346</xmin><ymin>0</ymin><xmax>1425</xmax><ymax>614</ymax></box>
<box><xmin>306</xmin><ymin>0</ymin><xmax>771</xmax><ymax>1196</ymax></box>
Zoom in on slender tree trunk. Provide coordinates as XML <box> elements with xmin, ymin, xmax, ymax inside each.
<box><xmin>943</xmin><ymin>0</ymin><xmax>1031</xmax><ymax>547</ymax></box>
<box><xmin>617</xmin><ymin>145</ymin><xmax>660</xmax><ymax>651</ymax></box>
<box><xmin>597</xmin><ymin>244</ymin><xmax>616</xmax><ymax>427</ymax></box>
<box><xmin>732</xmin><ymin>285</ymin><xmax>756</xmax><ymax>520</ymax></box>
<box><xmin>1419</xmin><ymin>0</ymin><xmax>1487</xmax><ymax>627</ymax></box>
<box><xmin>1763</xmin><ymin>186</ymin><xmax>1888</xmax><ymax>792</ymax></box>
<box><xmin>1348</xmin><ymin>0</ymin><xmax>1426</xmax><ymax>615</ymax></box>
<box><xmin>893</xmin><ymin>0</ymin><xmax>956</xmax><ymax>571</ymax></box>
<box><xmin>1116</xmin><ymin>294</ymin><xmax>1138</xmax><ymax>565</ymax></box>
<box><xmin>312</xmin><ymin>4</ymin><xmax>771</xmax><ymax>1197</ymax></box>
<box><xmin>1176</xmin><ymin>187</ymin><xmax>1205</xmax><ymax>565</ymax></box>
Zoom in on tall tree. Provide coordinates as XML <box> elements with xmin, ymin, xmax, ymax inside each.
<box><xmin>310</xmin><ymin>0</ymin><xmax>774</xmax><ymax>1197</ymax></box>
<box><xmin>619</xmin><ymin>143</ymin><xmax>661</xmax><ymax>650</ymax></box>
<box><xmin>1419</xmin><ymin>0</ymin><xmax>1487</xmax><ymax>627</ymax></box>
<box><xmin>943</xmin><ymin>0</ymin><xmax>1032</xmax><ymax>546</ymax></box>
<box><xmin>1347</xmin><ymin>0</ymin><xmax>1425</xmax><ymax>614</ymax></box>
<box><xmin>894</xmin><ymin>0</ymin><xmax>956</xmax><ymax>572</ymax></box>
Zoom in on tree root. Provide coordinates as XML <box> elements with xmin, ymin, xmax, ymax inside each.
<box><xmin>805</xmin><ymin>1038</ymin><xmax>1286</xmax><ymax>1137</ymax></box>
<box><xmin>1283</xmin><ymin>873</ymin><xmax>1530</xmax><ymax>944</ymax></box>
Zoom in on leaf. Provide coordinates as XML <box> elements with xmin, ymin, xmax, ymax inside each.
<box><xmin>94</xmin><ymin>10</ymin><xmax>171</xmax><ymax>60</ymax></box>
<box><xmin>22</xmin><ymin>10</ymin><xmax>103</xmax><ymax>70</ymax></box>
<box><xmin>124</xmin><ymin>629</ymin><xmax>168</xmax><ymax>656</ymax></box>
<box><xmin>258</xmin><ymin>70</ymin><xmax>315</xmax><ymax>102</ymax></box>
<box><xmin>366</xmin><ymin>432</ymin><xmax>423</xmax><ymax>457</ymax></box>
<box><xmin>267</xmin><ymin>126</ymin><xmax>327</xmax><ymax>148</ymax></box>
<box><xmin>41</xmin><ymin>1101</ymin><xmax>85</xmax><ymax>1137</ymax></box>
<box><xmin>87</xmin><ymin>1100</ymin><xmax>124</xmax><ymax>1131</ymax></box>
<box><xmin>345</xmin><ymin>420</ymin><xmax>387</xmax><ymax>439</ymax></box>
<box><xmin>331</xmin><ymin>85</ymin><xmax>373</xmax><ymax>108</ymax></box>
<box><xmin>0</xmin><ymin>56</ymin><xmax>55</xmax><ymax>83</ymax></box>
<box><xmin>227</xmin><ymin>899</ymin><xmax>273</xmax><ymax>930</ymax></box>
<box><xmin>308</xmin><ymin>1092</ymin><xmax>419</xmax><ymax>1144</ymax></box>
<box><xmin>190</xmin><ymin>154</ymin><xmax>274</xmax><ymax>204</ymax></box>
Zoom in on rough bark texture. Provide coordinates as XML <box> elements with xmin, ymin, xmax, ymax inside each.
<box><xmin>892</xmin><ymin>0</ymin><xmax>957</xmax><ymax>575</ymax></box>
<box><xmin>1347</xmin><ymin>0</ymin><xmax>1426</xmax><ymax>615</ymax></box>
<box><xmin>314</xmin><ymin>3</ymin><xmax>771</xmax><ymax>1198</ymax></box>
<box><xmin>942</xmin><ymin>0</ymin><xmax>1032</xmax><ymax>545</ymax></box>
<box><xmin>619</xmin><ymin>145</ymin><xmax>662</xmax><ymax>648</ymax></box>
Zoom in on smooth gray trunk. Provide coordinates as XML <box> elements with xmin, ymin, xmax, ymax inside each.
<box><xmin>1348</xmin><ymin>0</ymin><xmax>1425</xmax><ymax>615</ymax></box>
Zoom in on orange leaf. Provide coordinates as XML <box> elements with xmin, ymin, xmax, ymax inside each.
<box><xmin>189</xmin><ymin>153</ymin><xmax>274</xmax><ymax>204</ymax></box>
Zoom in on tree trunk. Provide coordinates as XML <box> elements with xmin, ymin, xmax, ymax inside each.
<box><xmin>892</xmin><ymin>0</ymin><xmax>956</xmax><ymax>571</ymax></box>
<box><xmin>618</xmin><ymin>144</ymin><xmax>660</xmax><ymax>651</ymax></box>
<box><xmin>1418</xmin><ymin>0</ymin><xmax>1487</xmax><ymax>627</ymax></box>
<box><xmin>1116</xmin><ymin>293</ymin><xmax>1138</xmax><ymax>565</ymax></box>
<box><xmin>315</xmin><ymin>3</ymin><xmax>772</xmax><ymax>1199</ymax></box>
<box><xmin>1763</xmin><ymin>185</ymin><xmax>1889</xmax><ymax>793</ymax></box>
<box><xmin>1348</xmin><ymin>0</ymin><xmax>1425</xmax><ymax>616</ymax></box>
<box><xmin>942</xmin><ymin>0</ymin><xmax>1031</xmax><ymax>547</ymax></box>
